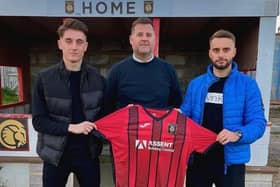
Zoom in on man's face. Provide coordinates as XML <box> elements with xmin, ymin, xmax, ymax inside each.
<box><xmin>129</xmin><ymin>23</ymin><xmax>155</xmax><ymax>59</ymax></box>
<box><xmin>209</xmin><ymin>37</ymin><xmax>236</xmax><ymax>70</ymax></box>
<box><xmin>58</xmin><ymin>29</ymin><xmax>88</xmax><ymax>66</ymax></box>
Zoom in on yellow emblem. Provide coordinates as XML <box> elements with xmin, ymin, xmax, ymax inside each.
<box><xmin>0</xmin><ymin>119</ymin><xmax>27</xmax><ymax>149</ymax></box>
<box><xmin>144</xmin><ymin>1</ymin><xmax>153</xmax><ymax>14</ymax></box>
<box><xmin>65</xmin><ymin>0</ymin><xmax>74</xmax><ymax>14</ymax></box>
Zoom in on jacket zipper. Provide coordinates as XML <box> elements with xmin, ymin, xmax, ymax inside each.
<box><xmin>223</xmin><ymin>77</ymin><xmax>229</xmax><ymax>174</ymax></box>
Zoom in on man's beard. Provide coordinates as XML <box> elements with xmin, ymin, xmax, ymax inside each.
<box><xmin>212</xmin><ymin>59</ymin><xmax>232</xmax><ymax>70</ymax></box>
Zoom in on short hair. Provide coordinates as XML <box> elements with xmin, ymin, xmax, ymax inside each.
<box><xmin>131</xmin><ymin>17</ymin><xmax>154</xmax><ymax>34</ymax></box>
<box><xmin>57</xmin><ymin>18</ymin><xmax>88</xmax><ymax>38</ymax></box>
<box><xmin>209</xmin><ymin>29</ymin><xmax>236</xmax><ymax>45</ymax></box>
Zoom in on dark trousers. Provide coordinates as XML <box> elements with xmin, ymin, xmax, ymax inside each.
<box><xmin>186</xmin><ymin>162</ymin><xmax>245</xmax><ymax>187</ymax></box>
<box><xmin>223</xmin><ymin>164</ymin><xmax>245</xmax><ymax>187</ymax></box>
<box><xmin>43</xmin><ymin>156</ymin><xmax>100</xmax><ymax>187</ymax></box>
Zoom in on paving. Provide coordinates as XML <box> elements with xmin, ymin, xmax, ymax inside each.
<box><xmin>268</xmin><ymin>107</ymin><xmax>280</xmax><ymax>187</ymax></box>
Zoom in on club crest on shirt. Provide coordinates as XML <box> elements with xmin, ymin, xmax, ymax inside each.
<box><xmin>168</xmin><ymin>123</ymin><xmax>177</xmax><ymax>134</ymax></box>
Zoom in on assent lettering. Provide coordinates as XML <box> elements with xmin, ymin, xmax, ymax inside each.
<box><xmin>148</xmin><ymin>140</ymin><xmax>173</xmax><ymax>148</ymax></box>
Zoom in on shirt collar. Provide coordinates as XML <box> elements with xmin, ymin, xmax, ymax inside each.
<box><xmin>132</xmin><ymin>54</ymin><xmax>154</xmax><ymax>63</ymax></box>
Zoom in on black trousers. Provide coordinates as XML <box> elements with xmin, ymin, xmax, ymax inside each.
<box><xmin>43</xmin><ymin>155</ymin><xmax>100</xmax><ymax>187</ymax></box>
<box><xmin>186</xmin><ymin>162</ymin><xmax>245</xmax><ymax>187</ymax></box>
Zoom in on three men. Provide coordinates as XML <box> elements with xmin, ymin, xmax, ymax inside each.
<box><xmin>32</xmin><ymin>18</ymin><xmax>266</xmax><ymax>187</ymax></box>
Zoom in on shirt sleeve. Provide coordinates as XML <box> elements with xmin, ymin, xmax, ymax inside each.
<box><xmin>187</xmin><ymin>117</ymin><xmax>217</xmax><ymax>153</ymax></box>
<box><xmin>94</xmin><ymin>106</ymin><xmax>129</xmax><ymax>140</ymax></box>
<box><xmin>238</xmin><ymin>79</ymin><xmax>266</xmax><ymax>144</ymax></box>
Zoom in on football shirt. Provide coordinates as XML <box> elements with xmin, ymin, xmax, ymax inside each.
<box><xmin>94</xmin><ymin>105</ymin><xmax>216</xmax><ymax>187</ymax></box>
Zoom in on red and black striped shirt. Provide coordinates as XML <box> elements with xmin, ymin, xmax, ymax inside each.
<box><xmin>95</xmin><ymin>105</ymin><xmax>216</xmax><ymax>187</ymax></box>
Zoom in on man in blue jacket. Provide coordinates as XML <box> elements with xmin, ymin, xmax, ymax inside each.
<box><xmin>180</xmin><ymin>29</ymin><xmax>266</xmax><ymax>187</ymax></box>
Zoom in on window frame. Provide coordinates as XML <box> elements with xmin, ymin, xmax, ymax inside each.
<box><xmin>0</xmin><ymin>65</ymin><xmax>25</xmax><ymax>108</ymax></box>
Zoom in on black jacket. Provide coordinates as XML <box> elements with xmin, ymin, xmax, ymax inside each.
<box><xmin>32</xmin><ymin>61</ymin><xmax>105</xmax><ymax>166</ymax></box>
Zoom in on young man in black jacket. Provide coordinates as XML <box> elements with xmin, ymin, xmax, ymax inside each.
<box><xmin>32</xmin><ymin>18</ymin><xmax>105</xmax><ymax>187</ymax></box>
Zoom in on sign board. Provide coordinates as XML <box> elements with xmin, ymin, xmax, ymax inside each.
<box><xmin>0</xmin><ymin>0</ymin><xmax>278</xmax><ymax>17</ymax></box>
<box><xmin>0</xmin><ymin>114</ymin><xmax>38</xmax><ymax>157</ymax></box>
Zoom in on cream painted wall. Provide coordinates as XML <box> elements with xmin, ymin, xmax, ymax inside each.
<box><xmin>277</xmin><ymin>17</ymin><xmax>280</xmax><ymax>32</ymax></box>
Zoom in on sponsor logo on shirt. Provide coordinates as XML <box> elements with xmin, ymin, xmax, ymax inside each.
<box><xmin>205</xmin><ymin>92</ymin><xmax>223</xmax><ymax>104</ymax></box>
<box><xmin>135</xmin><ymin>139</ymin><xmax>174</xmax><ymax>152</ymax></box>
<box><xmin>139</xmin><ymin>122</ymin><xmax>151</xmax><ymax>128</ymax></box>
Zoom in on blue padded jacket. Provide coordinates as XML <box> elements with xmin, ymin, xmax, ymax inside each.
<box><xmin>180</xmin><ymin>62</ymin><xmax>266</xmax><ymax>166</ymax></box>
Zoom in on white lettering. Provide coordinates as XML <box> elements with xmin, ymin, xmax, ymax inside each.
<box><xmin>136</xmin><ymin>139</ymin><xmax>174</xmax><ymax>152</ymax></box>
<box><xmin>205</xmin><ymin>92</ymin><xmax>223</xmax><ymax>104</ymax></box>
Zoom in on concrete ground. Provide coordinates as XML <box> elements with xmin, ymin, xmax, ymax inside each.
<box><xmin>100</xmin><ymin>162</ymin><xmax>114</xmax><ymax>187</ymax></box>
<box><xmin>100</xmin><ymin>146</ymin><xmax>114</xmax><ymax>187</ymax></box>
<box><xmin>268</xmin><ymin>107</ymin><xmax>280</xmax><ymax>187</ymax></box>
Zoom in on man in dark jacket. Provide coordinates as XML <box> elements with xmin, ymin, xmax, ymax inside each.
<box><xmin>32</xmin><ymin>18</ymin><xmax>105</xmax><ymax>187</ymax></box>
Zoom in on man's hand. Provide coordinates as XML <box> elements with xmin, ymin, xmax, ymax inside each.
<box><xmin>216</xmin><ymin>129</ymin><xmax>241</xmax><ymax>145</ymax></box>
<box><xmin>174</xmin><ymin>108</ymin><xmax>182</xmax><ymax>113</ymax></box>
<box><xmin>68</xmin><ymin>121</ymin><xmax>97</xmax><ymax>135</ymax></box>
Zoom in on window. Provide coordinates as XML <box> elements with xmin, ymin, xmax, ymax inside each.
<box><xmin>0</xmin><ymin>66</ymin><xmax>23</xmax><ymax>106</ymax></box>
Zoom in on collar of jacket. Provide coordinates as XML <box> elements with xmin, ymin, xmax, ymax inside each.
<box><xmin>207</xmin><ymin>61</ymin><xmax>238</xmax><ymax>80</ymax></box>
<box><xmin>58</xmin><ymin>60</ymin><xmax>89</xmax><ymax>80</ymax></box>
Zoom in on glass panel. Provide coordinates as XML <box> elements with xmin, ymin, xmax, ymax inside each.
<box><xmin>0</xmin><ymin>66</ymin><xmax>19</xmax><ymax>105</ymax></box>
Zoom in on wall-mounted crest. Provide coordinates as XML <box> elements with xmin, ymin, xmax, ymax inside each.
<box><xmin>65</xmin><ymin>0</ymin><xmax>74</xmax><ymax>14</ymax></box>
<box><xmin>144</xmin><ymin>1</ymin><xmax>153</xmax><ymax>14</ymax></box>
